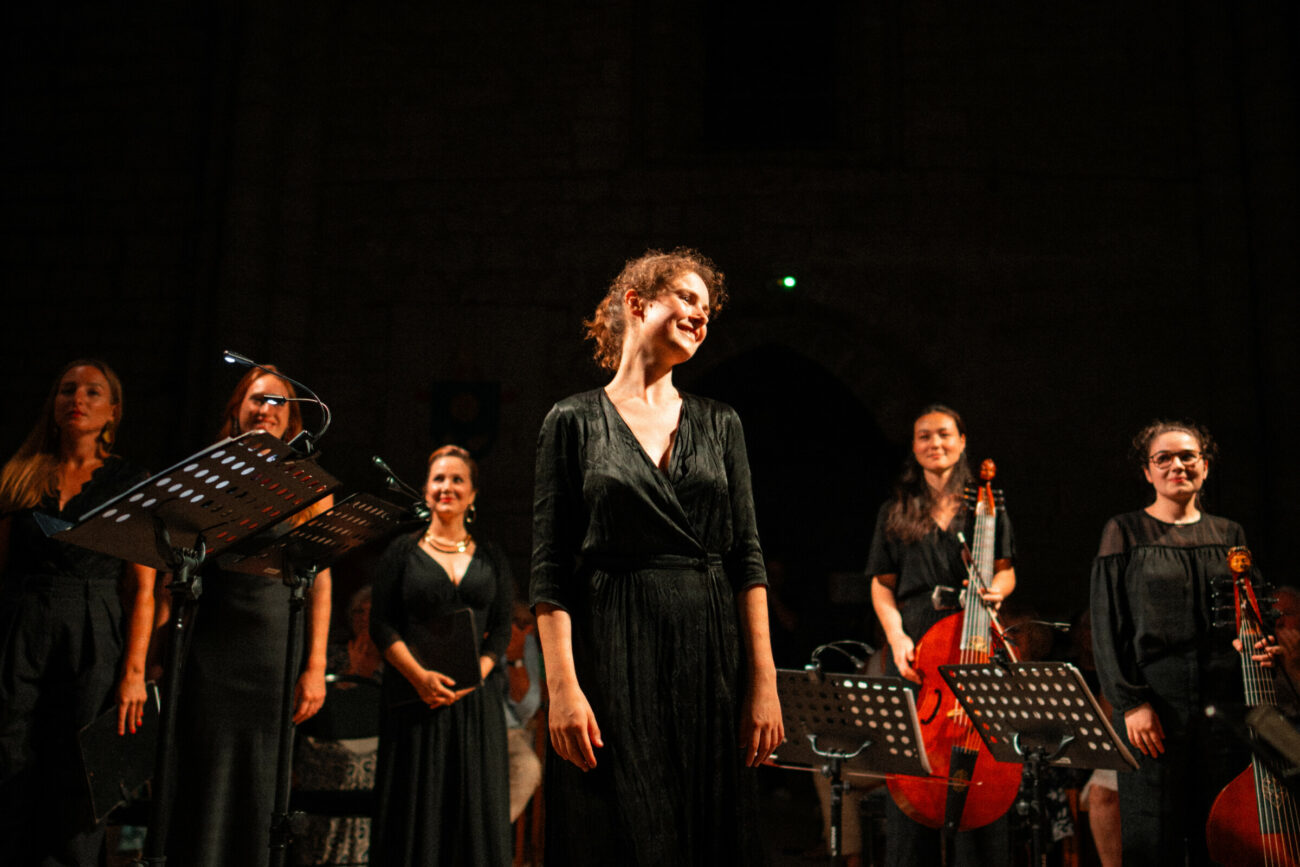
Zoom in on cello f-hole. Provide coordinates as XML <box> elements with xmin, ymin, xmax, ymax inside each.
<box><xmin>918</xmin><ymin>687</ymin><xmax>941</xmax><ymax>725</ymax></box>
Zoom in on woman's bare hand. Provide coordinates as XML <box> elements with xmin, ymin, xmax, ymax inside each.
<box><xmin>740</xmin><ymin>678</ymin><xmax>784</xmax><ymax>767</ymax></box>
<box><xmin>548</xmin><ymin>682</ymin><xmax>603</xmax><ymax>771</ymax></box>
<box><xmin>1124</xmin><ymin>702</ymin><xmax>1165</xmax><ymax>757</ymax></box>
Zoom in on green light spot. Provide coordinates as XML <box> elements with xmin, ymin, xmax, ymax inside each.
<box><xmin>781</xmin><ymin>276</ymin><xmax>797</xmax><ymax>291</ymax></box>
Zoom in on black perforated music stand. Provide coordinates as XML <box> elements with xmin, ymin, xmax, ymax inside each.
<box><xmin>939</xmin><ymin>662</ymin><xmax>1137</xmax><ymax>866</ymax></box>
<box><xmin>769</xmin><ymin>669</ymin><xmax>931</xmax><ymax>864</ymax></box>
<box><xmin>218</xmin><ymin>492</ymin><xmax>407</xmax><ymax>866</ymax></box>
<box><xmin>54</xmin><ymin>431</ymin><xmax>339</xmax><ymax>865</ymax></box>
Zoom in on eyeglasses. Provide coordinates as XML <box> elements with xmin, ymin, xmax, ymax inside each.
<box><xmin>1148</xmin><ymin>450</ymin><xmax>1202</xmax><ymax>470</ymax></box>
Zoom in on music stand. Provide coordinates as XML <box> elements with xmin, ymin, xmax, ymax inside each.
<box><xmin>217</xmin><ymin>492</ymin><xmax>407</xmax><ymax>867</ymax></box>
<box><xmin>54</xmin><ymin>431</ymin><xmax>339</xmax><ymax>865</ymax></box>
<box><xmin>769</xmin><ymin>669</ymin><xmax>931</xmax><ymax>865</ymax></box>
<box><xmin>939</xmin><ymin>662</ymin><xmax>1136</xmax><ymax>867</ymax></box>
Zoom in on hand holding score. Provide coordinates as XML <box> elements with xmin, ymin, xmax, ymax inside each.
<box><xmin>416</xmin><ymin>668</ymin><xmax>460</xmax><ymax>708</ymax></box>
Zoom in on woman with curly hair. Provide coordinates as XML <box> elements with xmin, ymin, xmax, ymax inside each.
<box><xmin>1090</xmin><ymin>419</ymin><xmax>1249</xmax><ymax>865</ymax></box>
<box><xmin>531</xmin><ymin>248</ymin><xmax>783</xmax><ymax>865</ymax></box>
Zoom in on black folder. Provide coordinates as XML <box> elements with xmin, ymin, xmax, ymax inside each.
<box><xmin>388</xmin><ymin>607</ymin><xmax>482</xmax><ymax>708</ymax></box>
<box><xmin>77</xmin><ymin>682</ymin><xmax>160</xmax><ymax>823</ymax></box>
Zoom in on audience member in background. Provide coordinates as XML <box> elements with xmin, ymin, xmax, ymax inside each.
<box><xmin>293</xmin><ymin>584</ymin><xmax>384</xmax><ymax>866</ymax></box>
<box><xmin>503</xmin><ymin>600</ymin><xmax>543</xmax><ymax>823</ymax></box>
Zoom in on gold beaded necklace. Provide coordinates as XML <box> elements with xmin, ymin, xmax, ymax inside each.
<box><xmin>423</xmin><ymin>526</ymin><xmax>472</xmax><ymax>554</ymax></box>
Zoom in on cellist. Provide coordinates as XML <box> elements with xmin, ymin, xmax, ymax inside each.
<box><xmin>867</xmin><ymin>405</ymin><xmax>1017</xmax><ymax>866</ymax></box>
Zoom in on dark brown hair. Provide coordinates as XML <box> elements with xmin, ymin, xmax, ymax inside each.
<box><xmin>883</xmin><ymin>404</ymin><xmax>973</xmax><ymax>544</ymax></box>
<box><xmin>428</xmin><ymin>444</ymin><xmax>479</xmax><ymax>490</ymax></box>
<box><xmin>216</xmin><ymin>365</ymin><xmax>303</xmax><ymax>442</ymax></box>
<box><xmin>1130</xmin><ymin>419</ymin><xmax>1218</xmax><ymax>469</ymax></box>
<box><xmin>0</xmin><ymin>359</ymin><xmax>123</xmax><ymax>512</ymax></box>
<box><xmin>1130</xmin><ymin>418</ymin><xmax>1218</xmax><ymax>507</ymax></box>
<box><xmin>584</xmin><ymin>247</ymin><xmax>727</xmax><ymax>372</ymax></box>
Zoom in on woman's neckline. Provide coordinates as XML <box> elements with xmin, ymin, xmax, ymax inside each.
<box><xmin>1142</xmin><ymin>507</ymin><xmax>1203</xmax><ymax>527</ymax></box>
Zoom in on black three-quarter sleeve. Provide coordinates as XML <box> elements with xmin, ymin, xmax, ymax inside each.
<box><xmin>530</xmin><ymin>402</ymin><xmax>584</xmax><ymax>612</ymax></box>
<box><xmin>719</xmin><ymin>406</ymin><xmax>766</xmax><ymax>594</ymax></box>
<box><xmin>369</xmin><ymin>534</ymin><xmax>412</xmax><ymax>652</ymax></box>
<box><xmin>1089</xmin><ymin>519</ymin><xmax>1149</xmax><ymax>713</ymax></box>
<box><xmin>480</xmin><ymin>542</ymin><xmax>514</xmax><ymax>663</ymax></box>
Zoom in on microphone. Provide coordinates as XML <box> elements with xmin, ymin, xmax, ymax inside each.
<box><xmin>221</xmin><ymin>349</ymin><xmax>332</xmax><ymax>455</ymax></box>
<box><xmin>372</xmin><ymin>455</ymin><xmax>430</xmax><ymax>521</ymax></box>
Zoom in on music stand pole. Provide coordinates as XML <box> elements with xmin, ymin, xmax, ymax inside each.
<box><xmin>938</xmin><ymin>661</ymin><xmax>1138</xmax><ymax>867</ymax></box>
<box><xmin>142</xmin><ymin>537</ymin><xmax>205</xmax><ymax>865</ymax></box>
<box><xmin>1014</xmin><ymin>731</ymin><xmax>1074</xmax><ymax>867</ymax></box>
<box><xmin>267</xmin><ymin>561</ymin><xmax>316</xmax><ymax>866</ymax></box>
<box><xmin>767</xmin><ymin>668</ymin><xmax>932</xmax><ymax>867</ymax></box>
<box><xmin>217</xmin><ymin>492</ymin><xmax>409</xmax><ymax>865</ymax></box>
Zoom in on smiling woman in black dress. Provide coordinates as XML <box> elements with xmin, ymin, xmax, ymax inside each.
<box><xmin>370</xmin><ymin>445</ymin><xmax>512</xmax><ymax>866</ymax></box>
<box><xmin>531</xmin><ymin>248</ymin><xmax>783</xmax><ymax>866</ymax></box>
<box><xmin>168</xmin><ymin>366</ymin><xmax>334</xmax><ymax>867</ymax></box>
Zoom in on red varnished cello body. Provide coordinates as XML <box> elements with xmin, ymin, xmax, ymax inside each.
<box><xmin>886</xmin><ymin>459</ymin><xmax>1021</xmax><ymax>831</ymax></box>
<box><xmin>1206</xmin><ymin>547</ymin><xmax>1300</xmax><ymax>866</ymax></box>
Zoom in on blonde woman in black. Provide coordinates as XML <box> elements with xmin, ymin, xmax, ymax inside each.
<box><xmin>0</xmin><ymin>360</ymin><xmax>155</xmax><ymax>865</ymax></box>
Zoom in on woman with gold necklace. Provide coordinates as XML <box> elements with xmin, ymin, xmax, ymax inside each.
<box><xmin>370</xmin><ymin>445</ymin><xmax>513</xmax><ymax>866</ymax></box>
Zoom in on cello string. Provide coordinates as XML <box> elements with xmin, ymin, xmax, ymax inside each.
<box><xmin>1238</xmin><ymin>589</ymin><xmax>1300</xmax><ymax>852</ymax></box>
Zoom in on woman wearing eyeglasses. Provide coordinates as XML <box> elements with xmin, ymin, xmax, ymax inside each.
<box><xmin>1089</xmin><ymin>420</ymin><xmax>1249</xmax><ymax>865</ymax></box>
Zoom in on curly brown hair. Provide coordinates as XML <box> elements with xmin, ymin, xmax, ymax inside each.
<box><xmin>584</xmin><ymin>248</ymin><xmax>727</xmax><ymax>372</ymax></box>
<box><xmin>1129</xmin><ymin>419</ymin><xmax>1219</xmax><ymax>470</ymax></box>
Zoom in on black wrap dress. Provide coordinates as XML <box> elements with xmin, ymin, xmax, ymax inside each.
<box><xmin>530</xmin><ymin>389</ymin><xmax>768</xmax><ymax>866</ymax></box>
<box><xmin>1089</xmin><ymin>510</ymin><xmax>1248</xmax><ymax>865</ymax></box>
<box><xmin>370</xmin><ymin>533</ymin><xmax>513</xmax><ymax>867</ymax></box>
<box><xmin>0</xmin><ymin>455</ymin><xmax>148</xmax><ymax>865</ymax></box>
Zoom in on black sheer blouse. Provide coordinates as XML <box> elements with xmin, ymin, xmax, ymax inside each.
<box><xmin>1089</xmin><ymin>510</ymin><xmax>1245</xmax><ymax>714</ymax></box>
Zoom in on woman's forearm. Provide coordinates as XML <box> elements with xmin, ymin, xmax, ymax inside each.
<box><xmin>121</xmin><ymin>564</ymin><xmax>156</xmax><ymax>681</ymax></box>
<box><xmin>535</xmin><ymin>603</ymin><xmax>580</xmax><ymax>689</ymax></box>
<box><xmin>737</xmin><ymin>585</ymin><xmax>777</xmax><ymax>682</ymax></box>
<box><xmin>304</xmin><ymin>567</ymin><xmax>332</xmax><ymax>672</ymax></box>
